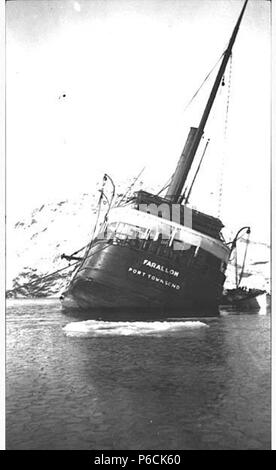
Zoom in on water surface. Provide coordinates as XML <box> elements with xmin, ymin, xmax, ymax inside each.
<box><xmin>6</xmin><ymin>299</ymin><xmax>271</xmax><ymax>450</ymax></box>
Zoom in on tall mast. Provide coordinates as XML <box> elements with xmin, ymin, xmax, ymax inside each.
<box><xmin>166</xmin><ymin>0</ymin><xmax>249</xmax><ymax>203</ymax></box>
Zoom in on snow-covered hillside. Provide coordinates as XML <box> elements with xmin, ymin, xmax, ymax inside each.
<box><xmin>7</xmin><ymin>192</ymin><xmax>98</xmax><ymax>297</ymax></box>
<box><xmin>6</xmin><ymin>177</ymin><xmax>148</xmax><ymax>297</ymax></box>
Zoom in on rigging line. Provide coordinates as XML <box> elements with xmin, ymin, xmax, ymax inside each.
<box><xmin>63</xmin><ymin>174</ymin><xmax>115</xmax><ymax>260</ymax></box>
<box><xmin>86</xmin><ymin>173</ymin><xmax>108</xmax><ymax>252</ymax></box>
<box><xmin>68</xmin><ymin>244</ymin><xmax>88</xmax><ymax>257</ymax></box>
<box><xmin>101</xmin><ymin>191</ymin><xmax>111</xmax><ymax>208</ymax></box>
<box><xmin>88</xmin><ymin>194</ymin><xmax>103</xmax><ymax>249</ymax></box>
<box><xmin>217</xmin><ymin>53</ymin><xmax>232</xmax><ymax>218</ymax></box>
<box><xmin>68</xmin><ymin>241</ymin><xmax>118</xmax><ymax>279</ymax></box>
<box><xmin>182</xmin><ymin>51</ymin><xmax>225</xmax><ymax>114</ymax></box>
<box><xmin>7</xmin><ymin>241</ymin><xmax>114</xmax><ymax>296</ymax></box>
<box><xmin>104</xmin><ymin>173</ymin><xmax>116</xmax><ymax>215</ymax></box>
<box><xmin>156</xmin><ymin>175</ymin><xmax>173</xmax><ymax>196</ymax></box>
<box><xmin>116</xmin><ymin>166</ymin><xmax>146</xmax><ymax>207</ymax></box>
<box><xmin>6</xmin><ymin>261</ymin><xmax>80</xmax><ymax>295</ymax></box>
<box><xmin>238</xmin><ymin>231</ymin><xmax>251</xmax><ymax>287</ymax></box>
<box><xmin>235</xmin><ymin>247</ymin><xmax>239</xmax><ymax>288</ymax></box>
<box><xmin>36</xmin><ymin>175</ymin><xmax>110</xmax><ymax>291</ymax></box>
<box><xmin>157</xmin><ymin>51</ymin><xmax>227</xmax><ymax>199</ymax></box>
<box><xmin>63</xmin><ymin>240</ymin><xmax>114</xmax><ymax>291</ymax></box>
<box><xmin>225</xmin><ymin>233</ymin><xmax>249</xmax><ymax>245</ymax></box>
<box><xmin>185</xmin><ymin>138</ymin><xmax>211</xmax><ymax>204</ymax></box>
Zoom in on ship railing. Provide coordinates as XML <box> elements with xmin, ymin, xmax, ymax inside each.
<box><xmin>103</xmin><ymin>207</ymin><xmax>230</xmax><ymax>262</ymax></box>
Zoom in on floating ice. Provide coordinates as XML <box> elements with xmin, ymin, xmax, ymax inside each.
<box><xmin>63</xmin><ymin>319</ymin><xmax>209</xmax><ymax>337</ymax></box>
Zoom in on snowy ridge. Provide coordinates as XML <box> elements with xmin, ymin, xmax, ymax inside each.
<box><xmin>7</xmin><ymin>192</ymin><xmax>100</xmax><ymax>297</ymax></box>
<box><xmin>6</xmin><ymin>178</ymin><xmax>148</xmax><ymax>297</ymax></box>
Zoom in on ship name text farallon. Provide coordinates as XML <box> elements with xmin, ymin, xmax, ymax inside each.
<box><xmin>142</xmin><ymin>259</ymin><xmax>179</xmax><ymax>277</ymax></box>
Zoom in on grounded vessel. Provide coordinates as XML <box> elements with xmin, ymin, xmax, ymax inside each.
<box><xmin>61</xmin><ymin>1</ymin><xmax>249</xmax><ymax>318</ymax></box>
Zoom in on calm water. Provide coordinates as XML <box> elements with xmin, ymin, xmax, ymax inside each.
<box><xmin>6</xmin><ymin>299</ymin><xmax>271</xmax><ymax>450</ymax></box>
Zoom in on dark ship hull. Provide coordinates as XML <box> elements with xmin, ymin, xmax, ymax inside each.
<box><xmin>61</xmin><ymin>243</ymin><xmax>224</xmax><ymax>318</ymax></box>
<box><xmin>61</xmin><ymin>194</ymin><xmax>230</xmax><ymax>318</ymax></box>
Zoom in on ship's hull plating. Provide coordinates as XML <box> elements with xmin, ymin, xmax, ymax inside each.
<box><xmin>61</xmin><ymin>238</ymin><xmax>226</xmax><ymax>319</ymax></box>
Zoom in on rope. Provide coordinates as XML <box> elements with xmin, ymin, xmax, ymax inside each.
<box><xmin>103</xmin><ymin>173</ymin><xmax>116</xmax><ymax>214</ymax></box>
<box><xmin>115</xmin><ymin>167</ymin><xmax>145</xmax><ymax>207</ymax></box>
<box><xmin>182</xmin><ymin>51</ymin><xmax>225</xmax><ymax>114</ymax></box>
<box><xmin>82</xmin><ymin>173</ymin><xmax>110</xmax><ymax>261</ymax></box>
<box><xmin>7</xmin><ymin>238</ymin><xmax>115</xmax><ymax>296</ymax></box>
<box><xmin>217</xmin><ymin>53</ymin><xmax>232</xmax><ymax>218</ymax></box>
<box><xmin>6</xmin><ymin>261</ymin><xmax>80</xmax><ymax>295</ymax></box>
<box><xmin>156</xmin><ymin>175</ymin><xmax>173</xmax><ymax>196</ymax></box>
<box><xmin>234</xmin><ymin>245</ymin><xmax>239</xmax><ymax>288</ymax></box>
<box><xmin>62</xmin><ymin>173</ymin><xmax>115</xmax><ymax>261</ymax></box>
<box><xmin>69</xmin><ymin>175</ymin><xmax>112</xmax><ymax>284</ymax></box>
<box><xmin>7</xmin><ymin>174</ymin><xmax>116</xmax><ymax>297</ymax></box>
<box><xmin>67</xmin><ymin>244</ymin><xmax>88</xmax><ymax>258</ymax></box>
<box><xmin>156</xmin><ymin>50</ymin><xmax>226</xmax><ymax>197</ymax></box>
<box><xmin>225</xmin><ymin>232</ymin><xmax>248</xmax><ymax>245</ymax></box>
<box><xmin>185</xmin><ymin>138</ymin><xmax>210</xmax><ymax>203</ymax></box>
<box><xmin>92</xmin><ymin>176</ymin><xmax>107</xmax><ymax>238</ymax></box>
<box><xmin>238</xmin><ymin>231</ymin><xmax>251</xmax><ymax>287</ymax></box>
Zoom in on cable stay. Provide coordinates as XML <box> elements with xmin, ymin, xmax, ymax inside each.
<box><xmin>7</xmin><ymin>174</ymin><xmax>116</xmax><ymax>297</ymax></box>
<box><xmin>156</xmin><ymin>175</ymin><xmax>173</xmax><ymax>196</ymax></box>
<box><xmin>184</xmin><ymin>138</ymin><xmax>211</xmax><ymax>204</ymax></box>
<box><xmin>6</xmin><ymin>261</ymin><xmax>80</xmax><ymax>297</ymax></box>
<box><xmin>182</xmin><ymin>51</ymin><xmax>225</xmax><ymax>114</ymax></box>
<box><xmin>227</xmin><ymin>226</ymin><xmax>251</xmax><ymax>288</ymax></box>
<box><xmin>6</xmin><ymin>241</ymin><xmax>114</xmax><ymax>297</ymax></box>
<box><xmin>157</xmin><ymin>47</ymin><xmax>229</xmax><ymax>201</ymax></box>
<box><xmin>115</xmin><ymin>166</ymin><xmax>146</xmax><ymax>207</ymax></box>
<box><xmin>217</xmin><ymin>53</ymin><xmax>233</xmax><ymax>218</ymax></box>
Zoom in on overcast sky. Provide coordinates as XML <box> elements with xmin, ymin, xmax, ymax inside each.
<box><xmin>6</xmin><ymin>0</ymin><xmax>271</xmax><ymax>243</ymax></box>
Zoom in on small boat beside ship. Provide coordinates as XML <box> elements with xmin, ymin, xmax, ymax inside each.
<box><xmin>221</xmin><ymin>287</ymin><xmax>266</xmax><ymax>311</ymax></box>
<box><xmin>60</xmin><ymin>0</ymin><xmax>265</xmax><ymax>318</ymax></box>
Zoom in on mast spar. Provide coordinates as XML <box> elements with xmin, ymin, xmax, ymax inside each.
<box><xmin>165</xmin><ymin>0</ymin><xmax>249</xmax><ymax>204</ymax></box>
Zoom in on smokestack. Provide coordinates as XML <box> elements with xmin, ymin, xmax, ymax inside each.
<box><xmin>165</xmin><ymin>127</ymin><xmax>198</xmax><ymax>203</ymax></box>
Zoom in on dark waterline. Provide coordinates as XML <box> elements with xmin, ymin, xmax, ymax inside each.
<box><xmin>6</xmin><ymin>299</ymin><xmax>270</xmax><ymax>450</ymax></box>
